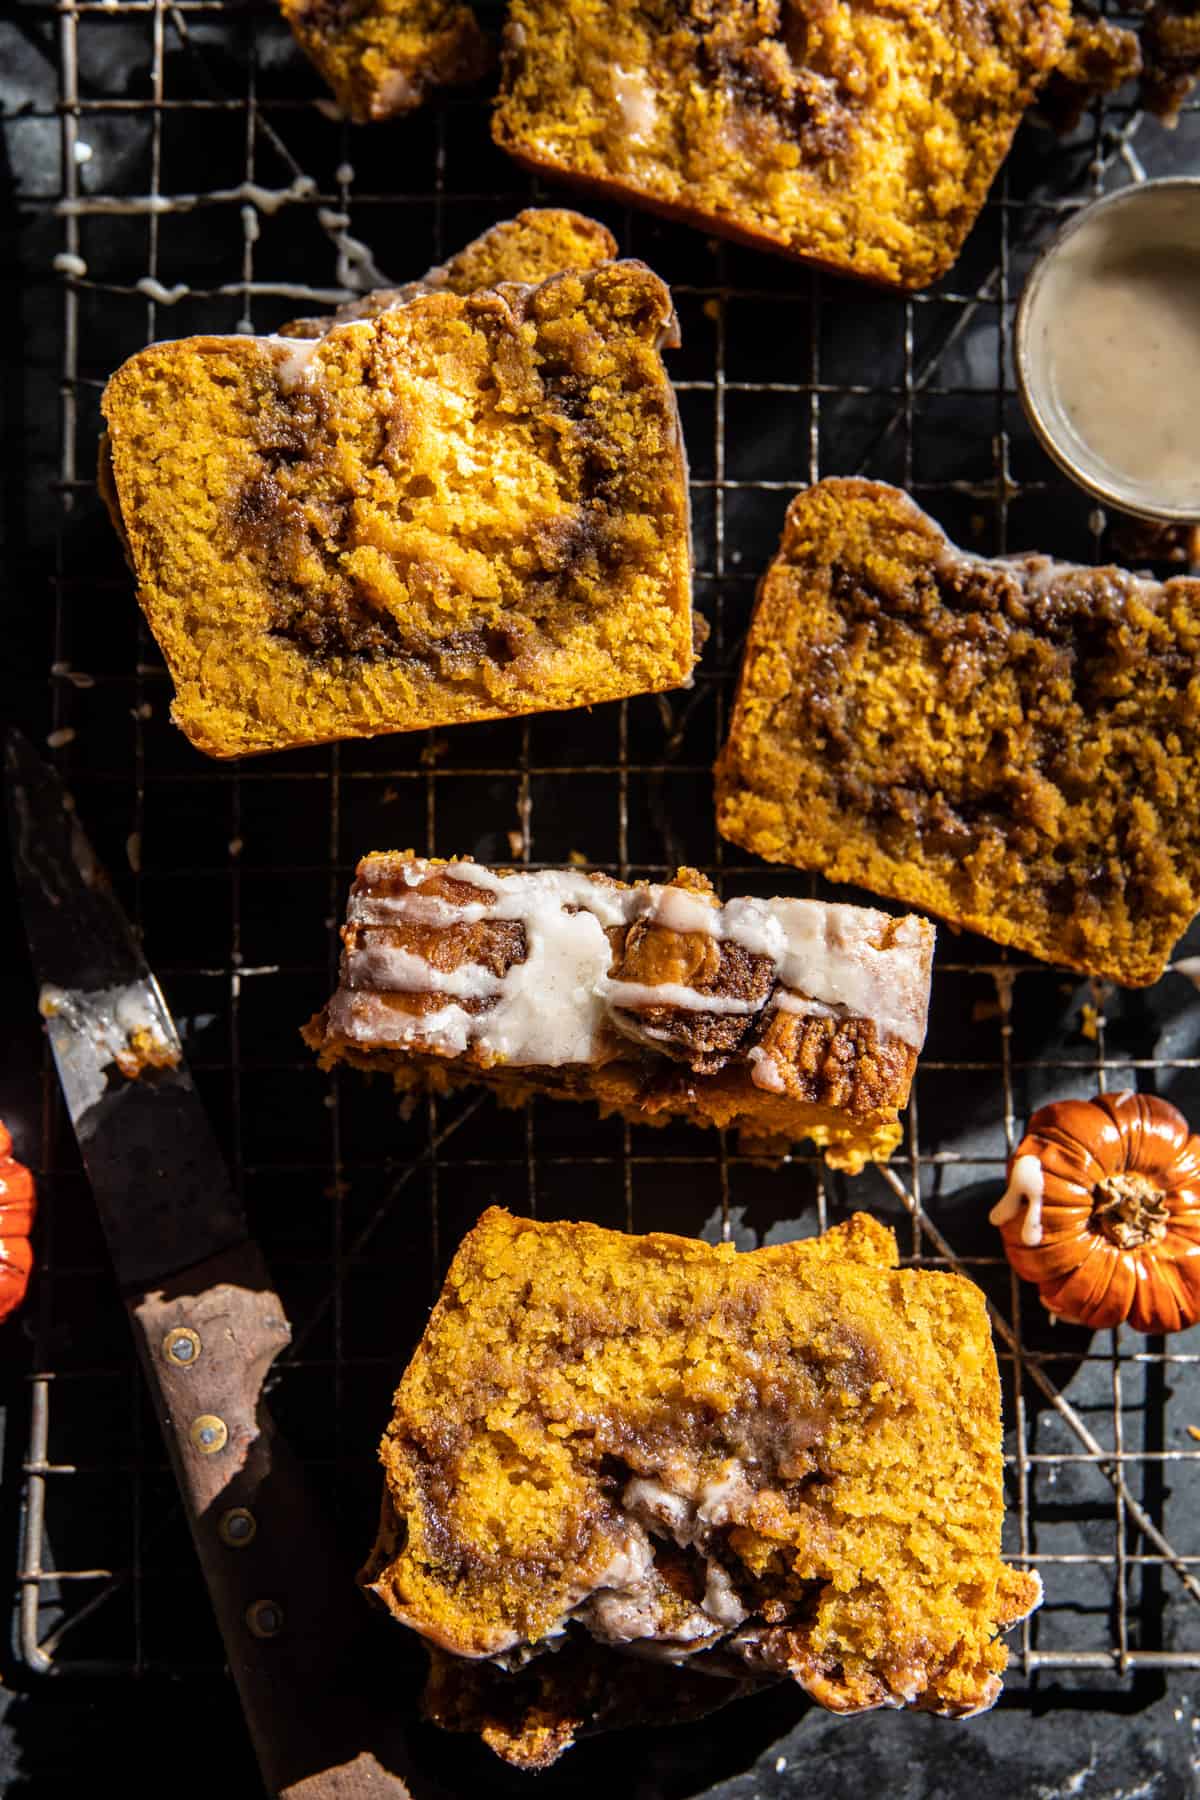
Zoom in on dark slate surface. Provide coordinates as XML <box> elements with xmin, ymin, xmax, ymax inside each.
<box><xmin>3</xmin><ymin>3</ymin><xmax>1200</xmax><ymax>1796</ymax></box>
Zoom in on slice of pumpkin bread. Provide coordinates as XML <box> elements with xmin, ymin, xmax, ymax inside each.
<box><xmin>418</xmin><ymin>1205</ymin><xmax>893</xmax><ymax>1767</ymax></box>
<box><xmin>361</xmin><ymin>1207</ymin><xmax>1038</xmax><ymax>1764</ymax></box>
<box><xmin>279</xmin><ymin>0</ymin><xmax>489</xmax><ymax>123</ymax></box>
<box><xmin>280</xmin><ymin>207</ymin><xmax>618</xmax><ymax>339</ymax></box>
<box><xmin>302</xmin><ymin>855</ymin><xmax>935</xmax><ymax>1171</ymax></box>
<box><xmin>100</xmin><ymin>261</ymin><xmax>694</xmax><ymax>758</ymax></box>
<box><xmin>492</xmin><ymin>0</ymin><xmax>1068</xmax><ymax>289</ymax></box>
<box><xmin>715</xmin><ymin>478</ymin><xmax>1200</xmax><ymax>987</ymax></box>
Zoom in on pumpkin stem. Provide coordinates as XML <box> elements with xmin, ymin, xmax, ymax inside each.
<box><xmin>1092</xmin><ymin>1171</ymin><xmax>1170</xmax><ymax>1249</ymax></box>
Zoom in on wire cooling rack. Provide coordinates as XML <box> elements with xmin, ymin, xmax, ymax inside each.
<box><xmin>9</xmin><ymin>0</ymin><xmax>1200</xmax><ymax>1780</ymax></box>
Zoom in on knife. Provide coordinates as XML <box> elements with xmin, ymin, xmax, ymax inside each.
<box><xmin>7</xmin><ymin>730</ymin><xmax>415</xmax><ymax>1800</ymax></box>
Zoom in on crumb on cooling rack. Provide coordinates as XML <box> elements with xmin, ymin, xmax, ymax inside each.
<box><xmin>1079</xmin><ymin>1002</ymin><xmax>1101</xmax><ymax>1041</ymax></box>
<box><xmin>971</xmin><ymin>997</ymin><xmax>1002</xmax><ymax>1024</ymax></box>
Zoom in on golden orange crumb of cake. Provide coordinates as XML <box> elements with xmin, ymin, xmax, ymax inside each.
<box><xmin>302</xmin><ymin>856</ymin><xmax>934</xmax><ymax>1171</ymax></box>
<box><xmin>715</xmin><ymin>478</ymin><xmax>1200</xmax><ymax>988</ymax></box>
<box><xmin>493</xmin><ymin>0</ymin><xmax>1069</xmax><ymax>289</ymax></box>
<box><xmin>100</xmin><ymin>262</ymin><xmax>694</xmax><ymax>759</ymax></box>
<box><xmin>114</xmin><ymin>1025</ymin><xmax>182</xmax><ymax>1080</ymax></box>
<box><xmin>360</xmin><ymin>1207</ymin><xmax>1038</xmax><ymax>1760</ymax></box>
<box><xmin>279</xmin><ymin>0</ymin><xmax>489</xmax><ymax>123</ymax></box>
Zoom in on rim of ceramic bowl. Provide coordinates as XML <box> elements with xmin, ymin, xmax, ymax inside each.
<box><xmin>1014</xmin><ymin>175</ymin><xmax>1200</xmax><ymax>527</ymax></box>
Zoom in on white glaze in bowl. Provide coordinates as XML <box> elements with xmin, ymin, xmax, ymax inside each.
<box><xmin>1016</xmin><ymin>178</ymin><xmax>1200</xmax><ymax>524</ymax></box>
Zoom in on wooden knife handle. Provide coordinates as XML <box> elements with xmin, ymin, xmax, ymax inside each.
<box><xmin>128</xmin><ymin>1240</ymin><xmax>415</xmax><ymax>1799</ymax></box>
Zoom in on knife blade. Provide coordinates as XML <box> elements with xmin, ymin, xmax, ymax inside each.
<box><xmin>6</xmin><ymin>729</ymin><xmax>243</xmax><ymax>1289</ymax></box>
<box><xmin>7</xmin><ymin>731</ymin><xmax>415</xmax><ymax>1800</ymax></box>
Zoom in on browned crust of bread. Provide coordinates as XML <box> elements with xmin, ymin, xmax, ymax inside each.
<box><xmin>496</xmin><ymin>143</ymin><xmax>932</xmax><ymax>292</ymax></box>
<box><xmin>306</xmin><ymin>1021</ymin><xmax>918</xmax><ymax>1127</ymax></box>
<box><xmin>96</xmin><ymin>431</ymin><xmax>132</xmax><ymax>567</ymax></box>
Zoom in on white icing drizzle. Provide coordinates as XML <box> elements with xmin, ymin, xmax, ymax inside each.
<box><xmin>351</xmin><ymin>943</ymin><xmax>502</xmax><ymax>1000</ymax></box>
<box><xmin>327</xmin><ymin>858</ymin><xmax>935</xmax><ymax>1070</ymax></box>
<box><xmin>637</xmin><ymin>891</ymin><xmax>931</xmax><ymax>1047</ymax></box>
<box><xmin>274</xmin><ymin>332</ymin><xmax>323</xmax><ymax>393</ymax></box>
<box><xmin>57</xmin><ymin>173</ymin><xmax>388</xmax><ymax>309</ymax></box>
<box><xmin>623</xmin><ymin>1477</ymin><xmax>691</xmax><ymax>1536</ymax></box>
<box><xmin>767</xmin><ymin>901</ymin><xmax>931</xmax><ymax>1047</ymax></box>
<box><xmin>611</xmin><ymin>65</ymin><xmax>659</xmax><ymax>143</ymax></box>
<box><xmin>57</xmin><ymin>176</ymin><xmax>319</xmax><ymax>218</ymax></box>
<box><xmin>747</xmin><ymin>1047</ymin><xmax>786</xmax><ymax>1094</ymax></box>
<box><xmin>695</xmin><ymin>1463</ymin><xmax>751</xmax><ymax>1527</ymax></box>
<box><xmin>337</xmin><ymin>863</ymin><xmax>623</xmax><ymax>1066</ymax></box>
<box><xmin>136</xmin><ymin>278</ymin><xmax>190</xmax><ymax>306</ymax></box>
<box><xmin>316</xmin><ymin>206</ymin><xmax>389</xmax><ymax>291</ymax></box>
<box><xmin>598</xmin><ymin>979</ymin><xmax>759</xmax><ymax>1016</ymax></box>
<box><xmin>350</xmin><ymin>893</ymin><xmax>491</xmax><ymax>930</ymax></box>
<box><xmin>1171</xmin><ymin>956</ymin><xmax>1200</xmax><ymax>992</ymax></box>
<box><xmin>702</xmin><ymin>1561</ymin><xmax>749</xmax><ymax>1628</ymax></box>
<box><xmin>771</xmin><ymin>993</ymin><xmax>836</xmax><ymax>1019</ymax></box>
<box><xmin>989</xmin><ymin>1153</ymin><xmax>1046</xmax><ymax>1247</ymax></box>
<box><xmin>643</xmin><ymin>885</ymin><xmax>721</xmax><ymax>935</ymax></box>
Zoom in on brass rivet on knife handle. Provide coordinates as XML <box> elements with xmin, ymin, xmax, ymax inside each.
<box><xmin>245</xmin><ymin>1598</ymin><xmax>284</xmax><ymax>1640</ymax></box>
<box><xmin>189</xmin><ymin>1412</ymin><xmax>228</xmax><ymax>1454</ymax></box>
<box><xmin>219</xmin><ymin>1506</ymin><xmax>257</xmax><ymax>1549</ymax></box>
<box><xmin>130</xmin><ymin>1254</ymin><xmax>417</xmax><ymax>1793</ymax></box>
<box><xmin>163</xmin><ymin>1326</ymin><xmax>201</xmax><ymax>1366</ymax></box>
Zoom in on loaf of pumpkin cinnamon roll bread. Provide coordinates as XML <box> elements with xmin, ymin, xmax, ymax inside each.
<box><xmin>360</xmin><ymin>1207</ymin><xmax>1039</xmax><ymax>1766</ymax></box>
<box><xmin>100</xmin><ymin>260</ymin><xmax>695</xmax><ymax>758</ymax></box>
<box><xmin>302</xmin><ymin>854</ymin><xmax>935</xmax><ymax>1168</ymax></box>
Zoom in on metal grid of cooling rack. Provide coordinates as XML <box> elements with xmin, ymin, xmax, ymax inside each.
<box><xmin>12</xmin><ymin>0</ymin><xmax>1200</xmax><ymax>1753</ymax></box>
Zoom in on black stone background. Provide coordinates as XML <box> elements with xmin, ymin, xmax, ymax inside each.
<box><xmin>2</xmin><ymin>3</ymin><xmax>1200</xmax><ymax>1795</ymax></box>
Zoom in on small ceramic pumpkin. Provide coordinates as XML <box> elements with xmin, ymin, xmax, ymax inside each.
<box><xmin>0</xmin><ymin>1121</ymin><xmax>35</xmax><ymax>1324</ymax></box>
<box><xmin>990</xmin><ymin>1091</ymin><xmax>1200</xmax><ymax>1334</ymax></box>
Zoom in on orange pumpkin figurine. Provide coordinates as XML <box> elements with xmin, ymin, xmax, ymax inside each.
<box><xmin>0</xmin><ymin>1122</ymin><xmax>36</xmax><ymax>1323</ymax></box>
<box><xmin>991</xmin><ymin>1091</ymin><xmax>1200</xmax><ymax>1335</ymax></box>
